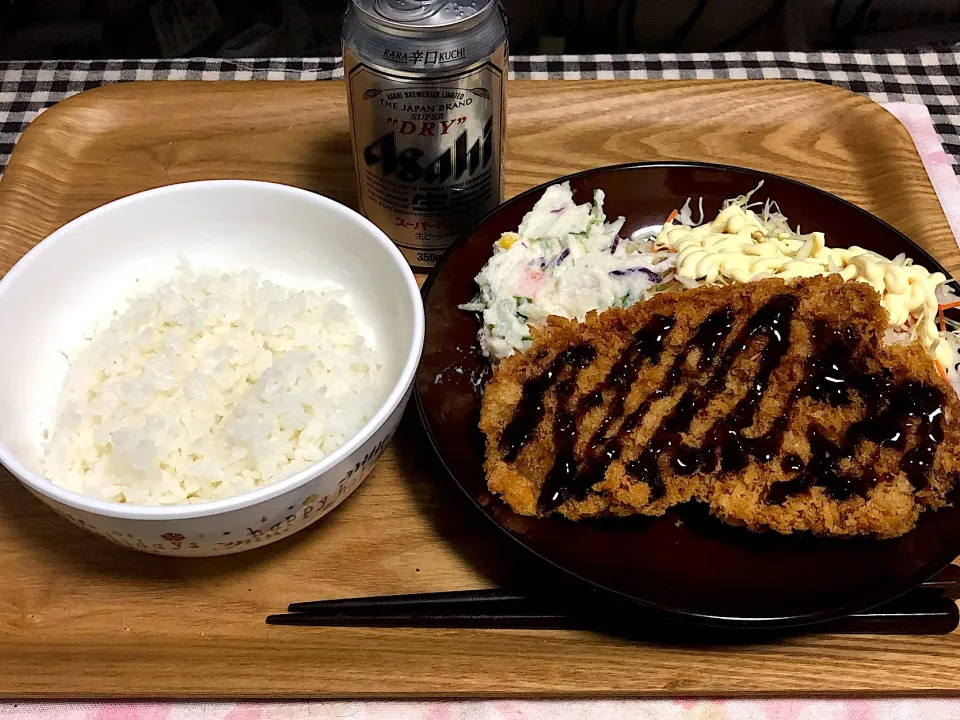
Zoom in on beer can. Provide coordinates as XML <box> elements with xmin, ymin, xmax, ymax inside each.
<box><xmin>343</xmin><ymin>0</ymin><xmax>508</xmax><ymax>269</ymax></box>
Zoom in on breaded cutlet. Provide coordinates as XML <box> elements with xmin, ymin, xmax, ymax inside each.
<box><xmin>479</xmin><ymin>275</ymin><xmax>960</xmax><ymax>538</ymax></box>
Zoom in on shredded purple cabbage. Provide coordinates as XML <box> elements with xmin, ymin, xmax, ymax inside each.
<box><xmin>551</xmin><ymin>249</ymin><xmax>570</xmax><ymax>267</ymax></box>
<box><xmin>609</xmin><ymin>267</ymin><xmax>662</xmax><ymax>283</ymax></box>
<box><xmin>609</xmin><ymin>236</ymin><xmax>622</xmax><ymax>254</ymax></box>
<box><xmin>550</xmin><ymin>204</ymin><xmax>567</xmax><ymax>214</ymax></box>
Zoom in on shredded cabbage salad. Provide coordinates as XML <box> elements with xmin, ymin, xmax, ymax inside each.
<box><xmin>459</xmin><ymin>182</ymin><xmax>675</xmax><ymax>360</ymax></box>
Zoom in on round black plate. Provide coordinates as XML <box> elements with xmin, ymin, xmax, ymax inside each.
<box><xmin>414</xmin><ymin>161</ymin><xmax>960</xmax><ymax>629</ymax></box>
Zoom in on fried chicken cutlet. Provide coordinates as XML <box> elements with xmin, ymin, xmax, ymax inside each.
<box><xmin>479</xmin><ymin>275</ymin><xmax>960</xmax><ymax>538</ymax></box>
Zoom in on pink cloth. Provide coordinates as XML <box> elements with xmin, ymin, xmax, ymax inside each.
<box><xmin>3</xmin><ymin>699</ymin><xmax>960</xmax><ymax>719</ymax></box>
<box><xmin>884</xmin><ymin>101</ymin><xmax>960</xmax><ymax>246</ymax></box>
<box><xmin>2</xmin><ymin>102</ymin><xmax>959</xmax><ymax>720</ymax></box>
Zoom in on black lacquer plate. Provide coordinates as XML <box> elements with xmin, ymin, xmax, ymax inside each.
<box><xmin>415</xmin><ymin>162</ymin><xmax>960</xmax><ymax>629</ymax></box>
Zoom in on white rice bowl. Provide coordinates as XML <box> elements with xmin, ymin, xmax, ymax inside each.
<box><xmin>0</xmin><ymin>180</ymin><xmax>423</xmax><ymax>556</ymax></box>
<box><xmin>44</xmin><ymin>260</ymin><xmax>387</xmax><ymax>506</ymax></box>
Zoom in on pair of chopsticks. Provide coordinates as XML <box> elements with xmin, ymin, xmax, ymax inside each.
<box><xmin>268</xmin><ymin>565</ymin><xmax>960</xmax><ymax>636</ymax></box>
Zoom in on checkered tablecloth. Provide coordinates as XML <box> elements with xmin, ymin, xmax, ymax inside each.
<box><xmin>0</xmin><ymin>51</ymin><xmax>958</xmax><ymax>176</ymax></box>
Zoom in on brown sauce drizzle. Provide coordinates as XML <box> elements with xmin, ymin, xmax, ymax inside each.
<box><xmin>586</xmin><ymin>314</ymin><xmax>677</xmax><ymax>449</ymax></box>
<box><xmin>769</xmin><ymin>427</ymin><xmax>873</xmax><ymax>504</ymax></box>
<box><xmin>544</xmin><ymin>306</ymin><xmax>738</xmax><ymax>512</ymax></box>
<box><xmin>499</xmin><ymin>294</ymin><xmax>950</xmax><ymax>515</ymax></box>
<box><xmin>781</xmin><ymin>454</ymin><xmax>804</xmax><ymax>474</ymax></box>
<box><xmin>849</xmin><ymin>380</ymin><xmax>944</xmax><ymax>489</ymax></box>
<box><xmin>765</xmin><ymin>324</ymin><xmax>947</xmax><ymax>504</ymax></box>
<box><xmin>622</xmin><ymin>295</ymin><xmax>797</xmax><ymax>500</ymax></box>
<box><xmin>538</xmin><ymin>315</ymin><xmax>675</xmax><ymax>512</ymax></box>
<box><xmin>499</xmin><ymin>344</ymin><xmax>596</xmax><ymax>462</ymax></box>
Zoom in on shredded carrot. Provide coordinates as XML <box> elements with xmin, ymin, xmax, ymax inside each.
<box><xmin>665</xmin><ymin>209</ymin><xmax>678</xmax><ymax>224</ymax></box>
<box><xmin>939</xmin><ymin>301</ymin><xmax>960</xmax><ymax>332</ymax></box>
<box><xmin>936</xmin><ymin>360</ymin><xmax>949</xmax><ymax>382</ymax></box>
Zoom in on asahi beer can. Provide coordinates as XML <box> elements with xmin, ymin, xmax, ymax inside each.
<box><xmin>343</xmin><ymin>0</ymin><xmax>507</xmax><ymax>269</ymax></box>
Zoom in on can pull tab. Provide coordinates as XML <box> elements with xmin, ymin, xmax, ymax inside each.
<box><xmin>372</xmin><ymin>0</ymin><xmax>482</xmax><ymax>23</ymax></box>
<box><xmin>373</xmin><ymin>0</ymin><xmax>442</xmax><ymax>21</ymax></box>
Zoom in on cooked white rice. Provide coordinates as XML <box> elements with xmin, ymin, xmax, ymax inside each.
<box><xmin>43</xmin><ymin>260</ymin><xmax>385</xmax><ymax>505</ymax></box>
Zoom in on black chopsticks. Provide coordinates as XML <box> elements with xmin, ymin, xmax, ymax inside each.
<box><xmin>272</xmin><ymin>589</ymin><xmax>581</xmax><ymax>629</ymax></box>
<box><xmin>267</xmin><ymin>564</ymin><xmax>960</xmax><ymax>635</ymax></box>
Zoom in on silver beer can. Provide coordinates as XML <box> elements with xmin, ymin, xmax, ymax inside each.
<box><xmin>343</xmin><ymin>0</ymin><xmax>507</xmax><ymax>269</ymax></box>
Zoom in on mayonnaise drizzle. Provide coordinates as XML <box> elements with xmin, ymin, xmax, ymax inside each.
<box><xmin>655</xmin><ymin>203</ymin><xmax>951</xmax><ymax>369</ymax></box>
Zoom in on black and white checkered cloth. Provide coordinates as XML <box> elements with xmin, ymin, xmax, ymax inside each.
<box><xmin>0</xmin><ymin>52</ymin><xmax>957</xmax><ymax>176</ymax></box>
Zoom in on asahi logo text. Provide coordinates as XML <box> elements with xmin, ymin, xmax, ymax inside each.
<box><xmin>363</xmin><ymin>115</ymin><xmax>494</xmax><ymax>184</ymax></box>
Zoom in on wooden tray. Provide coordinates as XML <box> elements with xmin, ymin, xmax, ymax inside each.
<box><xmin>1</xmin><ymin>79</ymin><xmax>959</xmax><ymax>699</ymax></box>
